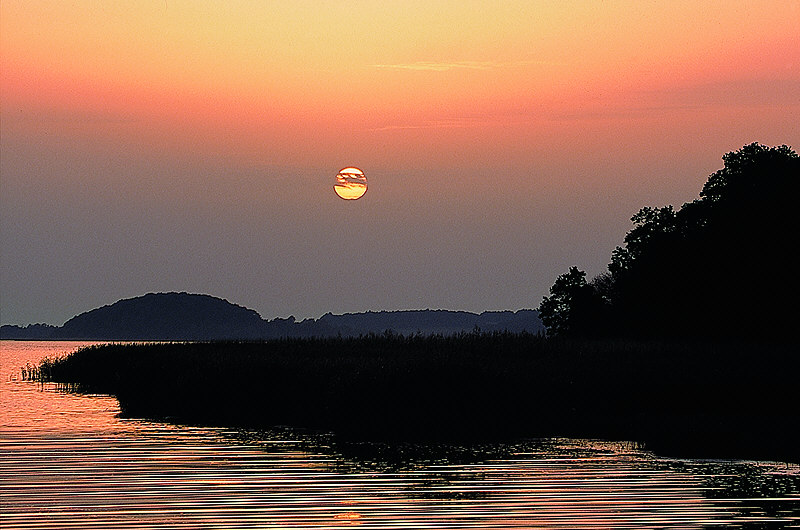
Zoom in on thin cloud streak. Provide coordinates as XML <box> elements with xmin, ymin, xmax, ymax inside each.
<box><xmin>367</xmin><ymin>118</ymin><xmax>492</xmax><ymax>131</ymax></box>
<box><xmin>369</xmin><ymin>59</ymin><xmax>565</xmax><ymax>72</ymax></box>
<box><xmin>371</xmin><ymin>61</ymin><xmax>493</xmax><ymax>71</ymax></box>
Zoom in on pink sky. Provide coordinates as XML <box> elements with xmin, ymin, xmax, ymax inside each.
<box><xmin>2</xmin><ymin>1</ymin><xmax>798</xmax><ymax>324</ymax></box>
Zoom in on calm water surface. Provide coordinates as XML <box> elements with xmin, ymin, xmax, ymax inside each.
<box><xmin>1</xmin><ymin>340</ymin><xmax>798</xmax><ymax>529</ymax></box>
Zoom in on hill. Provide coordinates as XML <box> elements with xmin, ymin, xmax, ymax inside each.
<box><xmin>1</xmin><ymin>292</ymin><xmax>543</xmax><ymax>340</ymax></box>
<box><xmin>319</xmin><ymin>309</ymin><xmax>542</xmax><ymax>336</ymax></box>
<box><xmin>58</xmin><ymin>292</ymin><xmax>267</xmax><ymax>340</ymax></box>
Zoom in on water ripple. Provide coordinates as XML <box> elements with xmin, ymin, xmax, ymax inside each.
<box><xmin>2</xmin><ymin>341</ymin><xmax>798</xmax><ymax>529</ymax></box>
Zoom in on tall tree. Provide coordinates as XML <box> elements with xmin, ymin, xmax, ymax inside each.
<box><xmin>541</xmin><ymin>143</ymin><xmax>799</xmax><ymax>340</ymax></box>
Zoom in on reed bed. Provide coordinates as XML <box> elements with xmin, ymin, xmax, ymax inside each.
<box><xmin>37</xmin><ymin>332</ymin><xmax>799</xmax><ymax>461</ymax></box>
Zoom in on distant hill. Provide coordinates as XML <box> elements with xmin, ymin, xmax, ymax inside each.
<box><xmin>58</xmin><ymin>293</ymin><xmax>267</xmax><ymax>341</ymax></box>
<box><xmin>1</xmin><ymin>292</ymin><xmax>544</xmax><ymax>340</ymax></box>
<box><xmin>0</xmin><ymin>323</ymin><xmax>59</xmax><ymax>340</ymax></box>
<box><xmin>318</xmin><ymin>309</ymin><xmax>543</xmax><ymax>336</ymax></box>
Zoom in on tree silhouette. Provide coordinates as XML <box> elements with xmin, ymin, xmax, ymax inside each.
<box><xmin>539</xmin><ymin>267</ymin><xmax>608</xmax><ymax>337</ymax></box>
<box><xmin>540</xmin><ymin>143</ymin><xmax>799</xmax><ymax>340</ymax></box>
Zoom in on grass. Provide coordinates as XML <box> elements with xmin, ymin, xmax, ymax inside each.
<box><xmin>36</xmin><ymin>332</ymin><xmax>799</xmax><ymax>462</ymax></box>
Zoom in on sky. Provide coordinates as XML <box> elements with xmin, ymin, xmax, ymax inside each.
<box><xmin>1</xmin><ymin>1</ymin><xmax>798</xmax><ymax>326</ymax></box>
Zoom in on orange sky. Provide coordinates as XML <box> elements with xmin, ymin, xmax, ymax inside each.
<box><xmin>4</xmin><ymin>1</ymin><xmax>797</xmax><ymax>161</ymax></box>
<box><xmin>2</xmin><ymin>1</ymin><xmax>799</xmax><ymax>324</ymax></box>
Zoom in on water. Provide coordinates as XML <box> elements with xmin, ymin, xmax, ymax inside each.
<box><xmin>2</xmin><ymin>340</ymin><xmax>798</xmax><ymax>529</ymax></box>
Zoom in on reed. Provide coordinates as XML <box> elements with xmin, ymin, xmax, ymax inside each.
<box><xmin>38</xmin><ymin>333</ymin><xmax>799</xmax><ymax>461</ymax></box>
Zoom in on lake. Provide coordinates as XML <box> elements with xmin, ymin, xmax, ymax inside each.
<box><xmin>1</xmin><ymin>340</ymin><xmax>798</xmax><ymax>529</ymax></box>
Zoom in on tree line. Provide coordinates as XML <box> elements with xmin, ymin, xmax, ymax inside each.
<box><xmin>539</xmin><ymin>143</ymin><xmax>799</xmax><ymax>340</ymax></box>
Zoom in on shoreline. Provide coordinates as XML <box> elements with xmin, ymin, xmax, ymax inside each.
<box><xmin>36</xmin><ymin>335</ymin><xmax>799</xmax><ymax>464</ymax></box>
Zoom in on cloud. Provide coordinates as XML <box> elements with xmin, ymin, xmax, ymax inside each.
<box><xmin>368</xmin><ymin>118</ymin><xmax>490</xmax><ymax>132</ymax></box>
<box><xmin>3</xmin><ymin>108</ymin><xmax>138</xmax><ymax>125</ymax></box>
<box><xmin>370</xmin><ymin>61</ymin><xmax>494</xmax><ymax>72</ymax></box>
<box><xmin>645</xmin><ymin>78</ymin><xmax>800</xmax><ymax>109</ymax></box>
<box><xmin>369</xmin><ymin>59</ymin><xmax>564</xmax><ymax>72</ymax></box>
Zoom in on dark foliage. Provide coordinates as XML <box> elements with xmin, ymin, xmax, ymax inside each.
<box><xmin>541</xmin><ymin>143</ymin><xmax>799</xmax><ymax>340</ymax></box>
<box><xmin>38</xmin><ymin>336</ymin><xmax>799</xmax><ymax>462</ymax></box>
<box><xmin>539</xmin><ymin>267</ymin><xmax>610</xmax><ymax>338</ymax></box>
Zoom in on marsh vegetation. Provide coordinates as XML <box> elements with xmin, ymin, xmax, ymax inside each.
<box><xmin>36</xmin><ymin>334</ymin><xmax>798</xmax><ymax>462</ymax></box>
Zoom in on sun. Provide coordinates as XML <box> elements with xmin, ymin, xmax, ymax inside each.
<box><xmin>334</xmin><ymin>167</ymin><xmax>367</xmax><ymax>200</ymax></box>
